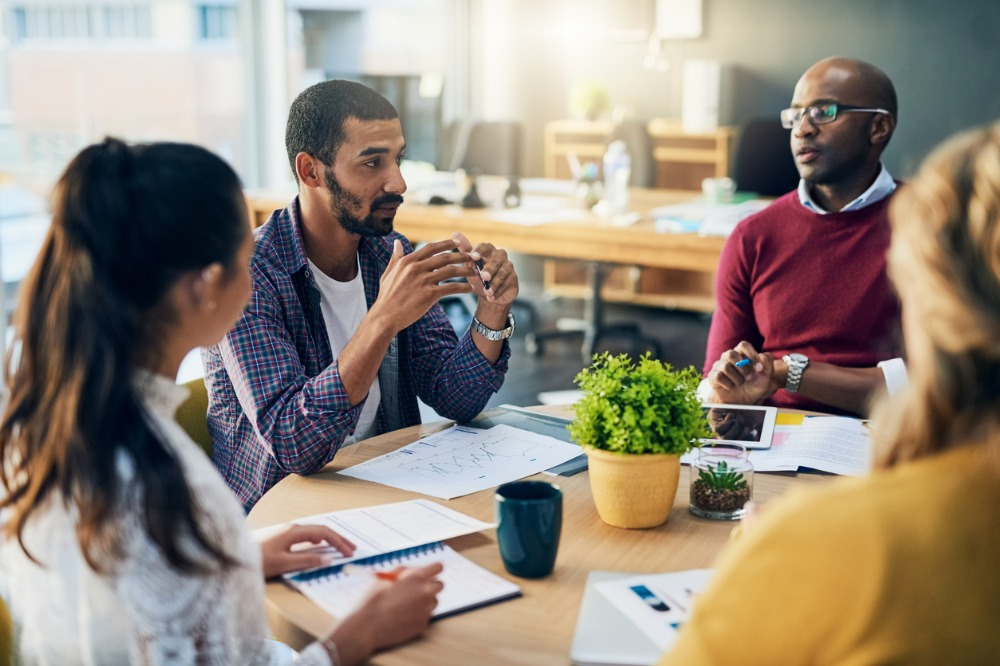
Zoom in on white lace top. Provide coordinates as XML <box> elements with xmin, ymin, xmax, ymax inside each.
<box><xmin>0</xmin><ymin>372</ymin><xmax>332</xmax><ymax>665</ymax></box>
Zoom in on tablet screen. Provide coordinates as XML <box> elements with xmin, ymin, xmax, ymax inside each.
<box><xmin>700</xmin><ymin>404</ymin><xmax>777</xmax><ymax>449</ymax></box>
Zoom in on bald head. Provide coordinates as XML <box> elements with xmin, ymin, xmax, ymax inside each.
<box><xmin>788</xmin><ymin>57</ymin><xmax>898</xmax><ymax>207</ymax></box>
<box><xmin>799</xmin><ymin>57</ymin><xmax>897</xmax><ymax>119</ymax></box>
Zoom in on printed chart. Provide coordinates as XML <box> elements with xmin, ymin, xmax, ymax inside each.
<box><xmin>339</xmin><ymin>424</ymin><xmax>582</xmax><ymax>499</ymax></box>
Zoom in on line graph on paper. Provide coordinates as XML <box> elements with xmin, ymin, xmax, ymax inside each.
<box><xmin>338</xmin><ymin>424</ymin><xmax>583</xmax><ymax>499</ymax></box>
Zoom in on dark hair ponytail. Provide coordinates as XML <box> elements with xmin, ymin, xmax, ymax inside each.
<box><xmin>0</xmin><ymin>138</ymin><xmax>248</xmax><ymax>573</ymax></box>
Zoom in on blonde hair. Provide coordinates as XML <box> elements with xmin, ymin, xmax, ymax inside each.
<box><xmin>874</xmin><ymin>122</ymin><xmax>1000</xmax><ymax>467</ymax></box>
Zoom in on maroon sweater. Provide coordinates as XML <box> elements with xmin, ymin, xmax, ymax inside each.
<box><xmin>704</xmin><ymin>192</ymin><xmax>902</xmax><ymax>412</ymax></box>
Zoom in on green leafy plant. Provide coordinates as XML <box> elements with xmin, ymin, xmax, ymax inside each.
<box><xmin>569</xmin><ymin>79</ymin><xmax>610</xmax><ymax>120</ymax></box>
<box><xmin>697</xmin><ymin>460</ymin><xmax>748</xmax><ymax>491</ymax></box>
<box><xmin>568</xmin><ymin>352</ymin><xmax>710</xmax><ymax>455</ymax></box>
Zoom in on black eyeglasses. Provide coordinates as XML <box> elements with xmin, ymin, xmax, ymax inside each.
<box><xmin>780</xmin><ymin>103</ymin><xmax>891</xmax><ymax>129</ymax></box>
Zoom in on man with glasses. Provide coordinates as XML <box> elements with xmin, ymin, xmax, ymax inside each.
<box><xmin>702</xmin><ymin>57</ymin><xmax>903</xmax><ymax>416</ymax></box>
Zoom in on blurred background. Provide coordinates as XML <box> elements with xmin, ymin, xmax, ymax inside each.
<box><xmin>1</xmin><ymin>0</ymin><xmax>998</xmax><ymax>397</ymax></box>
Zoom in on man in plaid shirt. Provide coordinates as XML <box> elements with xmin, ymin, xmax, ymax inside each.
<box><xmin>203</xmin><ymin>80</ymin><xmax>517</xmax><ymax>510</ymax></box>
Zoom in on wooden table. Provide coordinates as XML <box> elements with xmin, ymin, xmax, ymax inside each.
<box><xmin>245</xmin><ymin>187</ymin><xmax>726</xmax><ymax>359</ymax></box>
<box><xmin>246</xmin><ymin>410</ymin><xmax>827</xmax><ymax>666</ymax></box>
<box><xmin>246</xmin><ymin>187</ymin><xmax>724</xmax><ymax>275</ymax></box>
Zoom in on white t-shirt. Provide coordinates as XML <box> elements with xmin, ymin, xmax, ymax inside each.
<box><xmin>308</xmin><ymin>257</ymin><xmax>381</xmax><ymax>444</ymax></box>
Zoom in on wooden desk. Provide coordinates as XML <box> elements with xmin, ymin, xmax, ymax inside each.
<box><xmin>543</xmin><ymin>118</ymin><xmax>736</xmax><ymax>191</ymax></box>
<box><xmin>245</xmin><ymin>187</ymin><xmax>726</xmax><ymax>317</ymax></box>
<box><xmin>246</xmin><ymin>188</ymin><xmax>723</xmax><ymax>275</ymax></box>
<box><xmin>246</xmin><ymin>413</ymin><xmax>827</xmax><ymax>666</ymax></box>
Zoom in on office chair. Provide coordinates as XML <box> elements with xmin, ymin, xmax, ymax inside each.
<box><xmin>439</xmin><ymin>119</ymin><xmax>537</xmax><ymax>334</ymax></box>
<box><xmin>525</xmin><ymin>262</ymin><xmax>661</xmax><ymax>363</ymax></box>
<box><xmin>525</xmin><ymin>122</ymin><xmax>660</xmax><ymax>362</ymax></box>
<box><xmin>731</xmin><ymin>118</ymin><xmax>800</xmax><ymax>197</ymax></box>
<box><xmin>445</xmin><ymin>120</ymin><xmax>523</xmax><ymax>177</ymax></box>
<box><xmin>176</xmin><ymin>378</ymin><xmax>213</xmax><ymax>457</ymax></box>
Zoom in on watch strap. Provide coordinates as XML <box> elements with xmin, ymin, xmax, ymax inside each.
<box><xmin>783</xmin><ymin>354</ymin><xmax>809</xmax><ymax>394</ymax></box>
<box><xmin>472</xmin><ymin>312</ymin><xmax>515</xmax><ymax>341</ymax></box>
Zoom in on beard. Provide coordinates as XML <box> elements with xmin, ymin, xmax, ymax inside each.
<box><xmin>325</xmin><ymin>168</ymin><xmax>403</xmax><ymax>237</ymax></box>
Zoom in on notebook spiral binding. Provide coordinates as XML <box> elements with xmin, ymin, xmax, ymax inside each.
<box><xmin>289</xmin><ymin>541</ymin><xmax>446</xmax><ymax>585</ymax></box>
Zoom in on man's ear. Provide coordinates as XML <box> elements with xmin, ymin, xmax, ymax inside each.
<box><xmin>870</xmin><ymin>113</ymin><xmax>895</xmax><ymax>147</ymax></box>
<box><xmin>295</xmin><ymin>152</ymin><xmax>324</xmax><ymax>188</ymax></box>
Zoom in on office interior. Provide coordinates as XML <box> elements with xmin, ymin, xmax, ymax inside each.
<box><xmin>2</xmin><ymin>0</ymin><xmax>999</xmax><ymax>405</ymax></box>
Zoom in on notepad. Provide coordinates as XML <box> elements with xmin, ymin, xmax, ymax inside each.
<box><xmin>284</xmin><ymin>541</ymin><xmax>521</xmax><ymax>621</ymax></box>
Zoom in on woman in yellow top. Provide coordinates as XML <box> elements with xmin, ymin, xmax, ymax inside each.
<box><xmin>661</xmin><ymin>123</ymin><xmax>1000</xmax><ymax>663</ymax></box>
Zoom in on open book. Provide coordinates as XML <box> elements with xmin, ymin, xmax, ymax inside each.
<box><xmin>285</xmin><ymin>541</ymin><xmax>521</xmax><ymax>620</ymax></box>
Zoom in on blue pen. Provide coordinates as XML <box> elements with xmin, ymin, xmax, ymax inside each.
<box><xmin>735</xmin><ymin>358</ymin><xmax>751</xmax><ymax>368</ymax></box>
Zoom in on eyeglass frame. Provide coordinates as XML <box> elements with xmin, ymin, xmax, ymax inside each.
<box><xmin>780</xmin><ymin>103</ymin><xmax>891</xmax><ymax>130</ymax></box>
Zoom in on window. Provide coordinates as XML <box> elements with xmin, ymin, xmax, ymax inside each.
<box><xmin>11</xmin><ymin>4</ymin><xmax>152</xmax><ymax>42</ymax></box>
<box><xmin>198</xmin><ymin>5</ymin><xmax>237</xmax><ymax>41</ymax></box>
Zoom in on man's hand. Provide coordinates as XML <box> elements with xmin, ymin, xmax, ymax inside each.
<box><xmin>706</xmin><ymin>341</ymin><xmax>781</xmax><ymax>405</ymax></box>
<box><xmin>371</xmin><ymin>237</ymin><xmax>476</xmax><ymax>333</ymax></box>
<box><xmin>259</xmin><ymin>523</ymin><xmax>357</xmax><ymax>579</ymax></box>
<box><xmin>453</xmin><ymin>232</ymin><xmax>520</xmax><ymax>306</ymax></box>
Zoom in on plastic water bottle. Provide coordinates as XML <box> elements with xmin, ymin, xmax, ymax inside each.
<box><xmin>603</xmin><ymin>140</ymin><xmax>631</xmax><ymax>215</ymax></box>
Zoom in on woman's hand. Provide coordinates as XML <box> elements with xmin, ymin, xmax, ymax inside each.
<box><xmin>326</xmin><ymin>562</ymin><xmax>445</xmax><ymax>666</ymax></box>
<box><xmin>259</xmin><ymin>523</ymin><xmax>356</xmax><ymax>579</ymax></box>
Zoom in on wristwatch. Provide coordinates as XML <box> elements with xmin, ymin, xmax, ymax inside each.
<box><xmin>472</xmin><ymin>312</ymin><xmax>516</xmax><ymax>341</ymax></box>
<box><xmin>782</xmin><ymin>353</ymin><xmax>810</xmax><ymax>394</ymax></box>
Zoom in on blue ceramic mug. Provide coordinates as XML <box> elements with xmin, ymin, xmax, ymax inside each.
<box><xmin>494</xmin><ymin>481</ymin><xmax>562</xmax><ymax>578</ymax></box>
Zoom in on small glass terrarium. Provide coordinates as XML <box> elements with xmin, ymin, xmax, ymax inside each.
<box><xmin>689</xmin><ymin>444</ymin><xmax>753</xmax><ymax>520</ymax></box>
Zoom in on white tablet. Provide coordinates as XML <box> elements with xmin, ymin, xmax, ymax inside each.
<box><xmin>700</xmin><ymin>404</ymin><xmax>778</xmax><ymax>449</ymax></box>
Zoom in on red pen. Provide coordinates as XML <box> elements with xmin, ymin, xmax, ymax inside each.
<box><xmin>343</xmin><ymin>564</ymin><xmax>401</xmax><ymax>581</ymax></box>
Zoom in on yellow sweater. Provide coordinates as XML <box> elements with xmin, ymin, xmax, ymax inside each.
<box><xmin>660</xmin><ymin>443</ymin><xmax>1000</xmax><ymax>664</ymax></box>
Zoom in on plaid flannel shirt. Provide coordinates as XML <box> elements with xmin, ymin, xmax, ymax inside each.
<box><xmin>203</xmin><ymin>197</ymin><xmax>510</xmax><ymax>511</ymax></box>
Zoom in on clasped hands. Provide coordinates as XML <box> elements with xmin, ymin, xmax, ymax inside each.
<box><xmin>373</xmin><ymin>232</ymin><xmax>518</xmax><ymax>332</ymax></box>
<box><xmin>706</xmin><ymin>340</ymin><xmax>788</xmax><ymax>405</ymax></box>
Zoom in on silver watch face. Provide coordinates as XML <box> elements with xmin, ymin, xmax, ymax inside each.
<box><xmin>787</xmin><ymin>353</ymin><xmax>809</xmax><ymax>365</ymax></box>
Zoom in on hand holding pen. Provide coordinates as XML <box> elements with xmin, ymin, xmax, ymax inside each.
<box><xmin>452</xmin><ymin>232</ymin><xmax>520</xmax><ymax>305</ymax></box>
<box><xmin>706</xmin><ymin>340</ymin><xmax>778</xmax><ymax>405</ymax></box>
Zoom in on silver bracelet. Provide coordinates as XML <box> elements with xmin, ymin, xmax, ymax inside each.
<box><xmin>319</xmin><ymin>636</ymin><xmax>342</xmax><ymax>666</ymax></box>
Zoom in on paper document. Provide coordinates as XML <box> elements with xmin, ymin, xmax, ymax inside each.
<box><xmin>258</xmin><ymin>499</ymin><xmax>495</xmax><ymax>568</ymax></box>
<box><xmin>652</xmin><ymin>199</ymin><xmax>771</xmax><ymax>237</ymax></box>
<box><xmin>749</xmin><ymin>416</ymin><xmax>871</xmax><ymax>475</ymax></box>
<box><xmin>286</xmin><ymin>542</ymin><xmax>521</xmax><ymax>621</ymax></box>
<box><xmin>681</xmin><ymin>416</ymin><xmax>872</xmax><ymax>476</ymax></box>
<box><xmin>594</xmin><ymin>569</ymin><xmax>714</xmax><ymax>651</ymax></box>
<box><xmin>488</xmin><ymin>200</ymin><xmax>588</xmax><ymax>226</ymax></box>
<box><xmin>338</xmin><ymin>424</ymin><xmax>583</xmax><ymax>499</ymax></box>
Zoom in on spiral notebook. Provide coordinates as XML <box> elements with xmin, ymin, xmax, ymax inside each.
<box><xmin>285</xmin><ymin>541</ymin><xmax>521</xmax><ymax>620</ymax></box>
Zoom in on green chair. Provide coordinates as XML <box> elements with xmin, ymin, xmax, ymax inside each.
<box><xmin>0</xmin><ymin>594</ymin><xmax>12</xmax><ymax>666</ymax></box>
<box><xmin>176</xmin><ymin>378</ymin><xmax>213</xmax><ymax>457</ymax></box>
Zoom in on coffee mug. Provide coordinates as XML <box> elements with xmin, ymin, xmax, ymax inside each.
<box><xmin>702</xmin><ymin>176</ymin><xmax>736</xmax><ymax>203</ymax></box>
<box><xmin>494</xmin><ymin>481</ymin><xmax>563</xmax><ymax>578</ymax></box>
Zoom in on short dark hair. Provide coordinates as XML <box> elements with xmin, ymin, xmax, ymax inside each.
<box><xmin>285</xmin><ymin>79</ymin><xmax>399</xmax><ymax>181</ymax></box>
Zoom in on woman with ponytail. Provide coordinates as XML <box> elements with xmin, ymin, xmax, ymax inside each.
<box><xmin>0</xmin><ymin>138</ymin><xmax>441</xmax><ymax>665</ymax></box>
<box><xmin>659</xmin><ymin>123</ymin><xmax>1000</xmax><ymax>664</ymax></box>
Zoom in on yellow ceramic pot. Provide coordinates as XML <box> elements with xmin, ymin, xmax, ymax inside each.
<box><xmin>584</xmin><ymin>447</ymin><xmax>681</xmax><ymax>529</ymax></box>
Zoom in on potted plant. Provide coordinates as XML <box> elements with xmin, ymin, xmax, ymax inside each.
<box><xmin>689</xmin><ymin>445</ymin><xmax>754</xmax><ymax>521</ymax></box>
<box><xmin>568</xmin><ymin>80</ymin><xmax>610</xmax><ymax>121</ymax></box>
<box><xmin>569</xmin><ymin>352</ymin><xmax>710</xmax><ymax>529</ymax></box>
